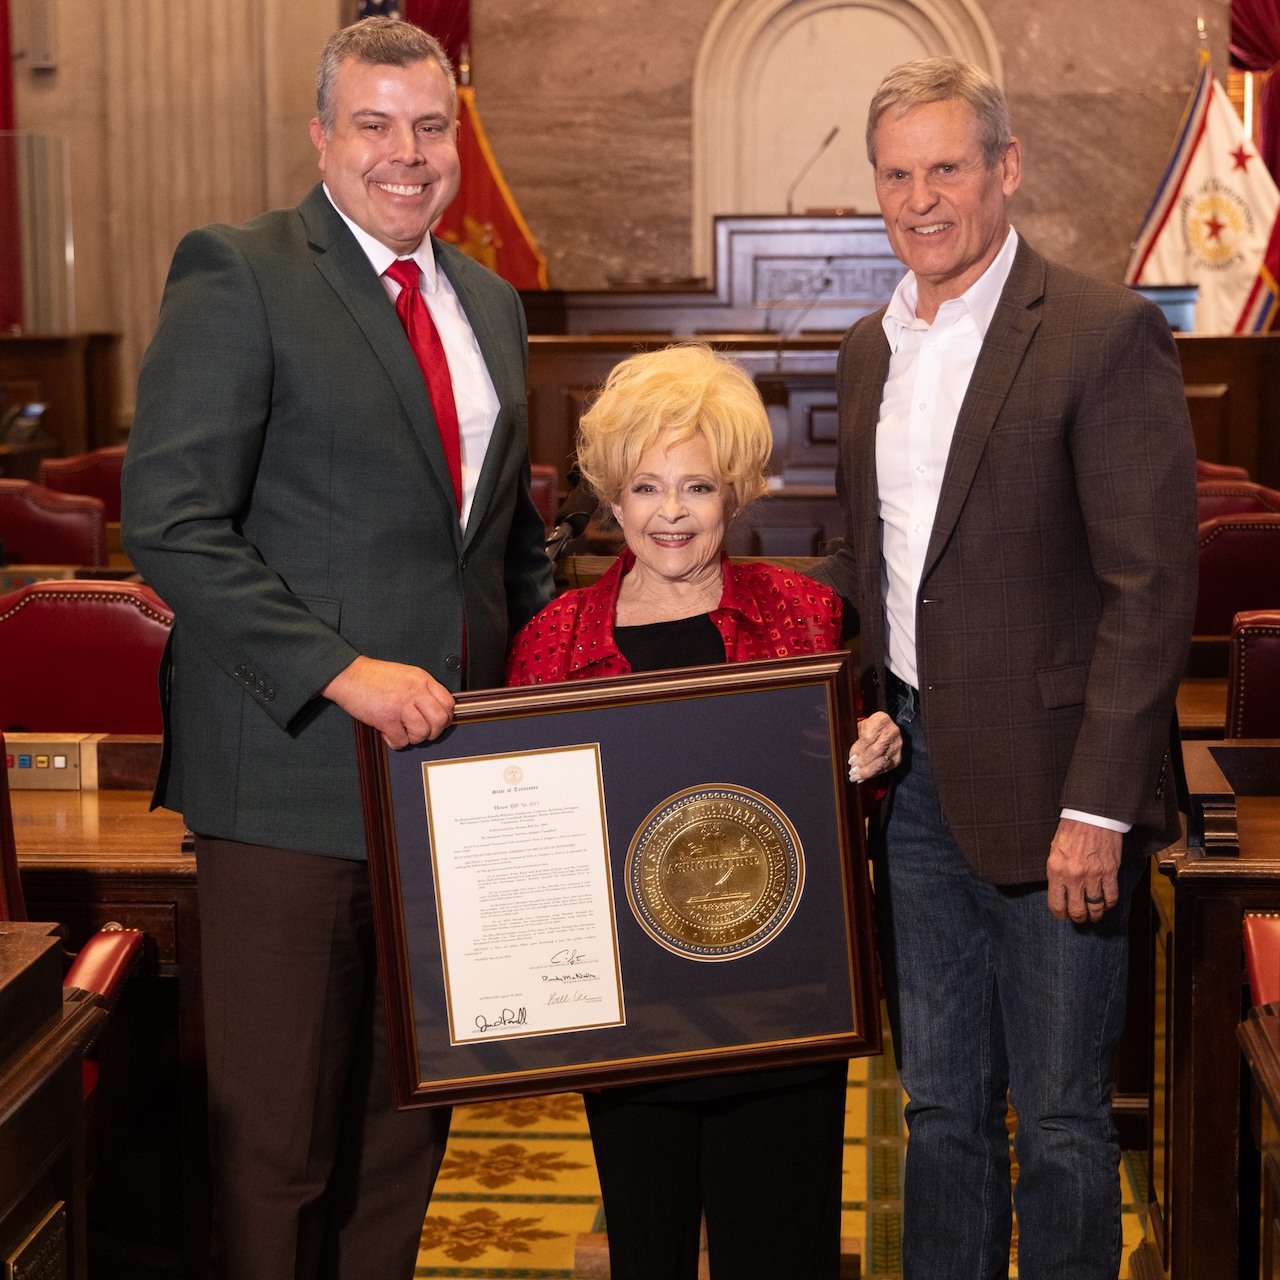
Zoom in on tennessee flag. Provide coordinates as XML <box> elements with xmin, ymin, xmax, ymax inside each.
<box><xmin>436</xmin><ymin>86</ymin><xmax>548</xmax><ymax>290</ymax></box>
<box><xmin>1125</xmin><ymin>49</ymin><xmax>1280</xmax><ymax>333</ymax></box>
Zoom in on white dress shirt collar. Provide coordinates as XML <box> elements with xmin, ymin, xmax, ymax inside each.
<box><xmin>882</xmin><ymin>226</ymin><xmax>1019</xmax><ymax>348</ymax></box>
<box><xmin>321</xmin><ymin>185</ymin><xmax>445</xmax><ymax>292</ymax></box>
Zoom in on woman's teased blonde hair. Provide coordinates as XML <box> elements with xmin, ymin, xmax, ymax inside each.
<box><xmin>575</xmin><ymin>344</ymin><xmax>772</xmax><ymax>512</ymax></box>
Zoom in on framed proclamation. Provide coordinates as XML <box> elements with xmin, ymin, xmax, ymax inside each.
<box><xmin>357</xmin><ymin>649</ymin><xmax>881</xmax><ymax>1108</ymax></box>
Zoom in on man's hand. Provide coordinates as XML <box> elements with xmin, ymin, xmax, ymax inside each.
<box><xmin>1046</xmin><ymin>817</ymin><xmax>1122</xmax><ymax>923</ymax></box>
<box><xmin>322</xmin><ymin>656</ymin><xmax>454</xmax><ymax>749</ymax></box>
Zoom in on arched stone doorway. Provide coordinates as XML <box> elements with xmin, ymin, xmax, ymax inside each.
<box><xmin>692</xmin><ymin>0</ymin><xmax>1002</xmax><ymax>274</ymax></box>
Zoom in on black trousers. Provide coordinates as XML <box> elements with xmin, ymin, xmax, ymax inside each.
<box><xmin>195</xmin><ymin>837</ymin><xmax>451</xmax><ymax>1280</ymax></box>
<box><xmin>584</xmin><ymin>1061</ymin><xmax>849</xmax><ymax>1280</ymax></box>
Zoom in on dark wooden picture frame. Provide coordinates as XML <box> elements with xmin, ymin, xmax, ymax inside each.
<box><xmin>357</xmin><ymin>650</ymin><xmax>881</xmax><ymax>1107</ymax></box>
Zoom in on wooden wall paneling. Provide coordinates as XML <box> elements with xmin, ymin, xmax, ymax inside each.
<box><xmin>102</xmin><ymin>1</ymin><xmax>269</xmax><ymax>422</ymax></box>
<box><xmin>722</xmin><ymin>488</ymin><xmax>843</xmax><ymax>557</ymax></box>
<box><xmin>0</xmin><ymin>334</ymin><xmax>90</xmax><ymax>455</ymax></box>
<box><xmin>1184</xmin><ymin>383</ymin><xmax>1230</xmax><ymax>464</ymax></box>
<box><xmin>756</xmin><ymin>371</ymin><xmax>840</xmax><ymax>484</ymax></box>
<box><xmin>0</xmin><ymin>334</ymin><xmax>123</xmax><ymax>460</ymax></box>
<box><xmin>526</xmin><ymin>334</ymin><xmax>842</xmax><ymax>488</ymax></box>
<box><xmin>1175</xmin><ymin>335</ymin><xmax>1280</xmax><ymax>486</ymax></box>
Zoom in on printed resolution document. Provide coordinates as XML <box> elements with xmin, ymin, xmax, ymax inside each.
<box><xmin>422</xmin><ymin>745</ymin><xmax>625</xmax><ymax>1044</ymax></box>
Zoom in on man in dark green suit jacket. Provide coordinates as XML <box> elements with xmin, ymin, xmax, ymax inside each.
<box><xmin>122</xmin><ymin>19</ymin><xmax>553</xmax><ymax>1279</ymax></box>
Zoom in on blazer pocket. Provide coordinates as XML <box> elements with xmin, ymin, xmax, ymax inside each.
<box><xmin>299</xmin><ymin>593</ymin><xmax>342</xmax><ymax>631</ymax></box>
<box><xmin>1036</xmin><ymin>662</ymin><xmax>1089</xmax><ymax>709</ymax></box>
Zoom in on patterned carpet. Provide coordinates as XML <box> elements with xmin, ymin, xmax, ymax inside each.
<box><xmin>415</xmin><ymin>1046</ymin><xmax>1148</xmax><ymax>1278</ymax></box>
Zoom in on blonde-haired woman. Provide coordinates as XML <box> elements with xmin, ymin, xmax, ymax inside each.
<box><xmin>507</xmin><ymin>344</ymin><xmax>898</xmax><ymax>1280</ymax></box>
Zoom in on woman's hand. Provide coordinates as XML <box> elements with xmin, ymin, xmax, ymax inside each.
<box><xmin>848</xmin><ymin>711</ymin><xmax>902</xmax><ymax>782</ymax></box>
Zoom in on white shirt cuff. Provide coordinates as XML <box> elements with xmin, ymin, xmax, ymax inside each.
<box><xmin>1060</xmin><ymin>808</ymin><xmax>1132</xmax><ymax>834</ymax></box>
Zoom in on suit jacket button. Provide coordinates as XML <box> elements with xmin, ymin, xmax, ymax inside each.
<box><xmin>445</xmin><ymin>654</ymin><xmax>462</xmax><ymax>672</ymax></box>
<box><xmin>263</xmin><ymin>687</ymin><xmax>276</xmax><ymax>702</ymax></box>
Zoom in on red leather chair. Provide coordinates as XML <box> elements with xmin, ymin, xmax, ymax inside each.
<box><xmin>1226</xmin><ymin>609</ymin><xmax>1280</xmax><ymax>739</ymax></box>
<box><xmin>38</xmin><ymin>445</ymin><xmax>126</xmax><ymax>523</ymax></box>
<box><xmin>529</xmin><ymin>463</ymin><xmax>560</xmax><ymax>529</ymax></box>
<box><xmin>1195</xmin><ymin>514</ymin><xmax>1280</xmax><ymax>637</ymax></box>
<box><xmin>1197</xmin><ymin>480</ymin><xmax>1280</xmax><ymax>524</ymax></box>
<box><xmin>0</xmin><ymin>581</ymin><xmax>172</xmax><ymax>733</ymax></box>
<box><xmin>0</xmin><ymin>479</ymin><xmax>107</xmax><ymax>566</ymax></box>
<box><xmin>1245</xmin><ymin>914</ymin><xmax>1280</xmax><ymax>1007</ymax></box>
<box><xmin>1</xmin><ymin>731</ymin><xmax>145</xmax><ymax>1158</ymax></box>
<box><xmin>1197</xmin><ymin>458</ymin><xmax>1251</xmax><ymax>481</ymax></box>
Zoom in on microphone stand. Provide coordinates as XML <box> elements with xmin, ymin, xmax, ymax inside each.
<box><xmin>785</xmin><ymin>126</ymin><xmax>840</xmax><ymax>216</ymax></box>
<box><xmin>773</xmin><ymin>265</ymin><xmax>835</xmax><ymax>372</ymax></box>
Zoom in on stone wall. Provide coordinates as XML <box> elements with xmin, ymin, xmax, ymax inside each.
<box><xmin>472</xmin><ymin>0</ymin><xmax>1230</xmax><ymax>288</ymax></box>
<box><xmin>10</xmin><ymin>0</ymin><xmax>1233</xmax><ymax>416</ymax></box>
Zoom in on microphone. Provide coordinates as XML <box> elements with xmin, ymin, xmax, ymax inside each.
<box><xmin>785</xmin><ymin>126</ymin><xmax>840</xmax><ymax>216</ymax></box>
<box><xmin>772</xmin><ymin>260</ymin><xmax>835</xmax><ymax>371</ymax></box>
<box><xmin>545</xmin><ymin>472</ymin><xmax>600</xmax><ymax>562</ymax></box>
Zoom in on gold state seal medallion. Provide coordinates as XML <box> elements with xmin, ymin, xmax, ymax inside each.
<box><xmin>626</xmin><ymin>785</ymin><xmax>804</xmax><ymax>961</ymax></box>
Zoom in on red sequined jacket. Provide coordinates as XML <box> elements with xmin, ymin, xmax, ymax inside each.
<box><xmin>505</xmin><ymin>550</ymin><xmax>844</xmax><ymax>685</ymax></box>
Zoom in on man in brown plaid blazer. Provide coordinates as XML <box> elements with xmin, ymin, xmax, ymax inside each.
<box><xmin>818</xmin><ymin>58</ymin><xmax>1197</xmax><ymax>1279</ymax></box>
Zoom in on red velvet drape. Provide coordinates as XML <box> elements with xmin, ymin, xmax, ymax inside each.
<box><xmin>0</xmin><ymin>0</ymin><xmax>24</xmax><ymax>332</ymax></box>
<box><xmin>404</xmin><ymin>0</ymin><xmax>470</xmax><ymax>76</ymax></box>
<box><xmin>1230</xmin><ymin>0</ymin><xmax>1280</xmax><ymax>180</ymax></box>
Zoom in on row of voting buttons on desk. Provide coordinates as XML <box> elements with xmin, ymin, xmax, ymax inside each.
<box><xmin>4</xmin><ymin>733</ymin><xmax>162</xmax><ymax>791</ymax></box>
<box><xmin>5</xmin><ymin>734</ymin><xmax>90</xmax><ymax>789</ymax></box>
<box><xmin>6</xmin><ymin>752</ymin><xmax>72</xmax><ymax>771</ymax></box>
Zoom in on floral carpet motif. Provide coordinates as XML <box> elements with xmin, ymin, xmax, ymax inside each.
<box><xmin>420</xmin><ymin>1207</ymin><xmax>567</xmax><ymax>1264</ymax></box>
<box><xmin>439</xmin><ymin>1142</ymin><xmax>592</xmax><ymax>1192</ymax></box>
<box><xmin>463</xmin><ymin>1094</ymin><xmax>586</xmax><ymax>1130</ymax></box>
<box><xmin>414</xmin><ymin>1049</ymin><xmax>1147</xmax><ymax>1278</ymax></box>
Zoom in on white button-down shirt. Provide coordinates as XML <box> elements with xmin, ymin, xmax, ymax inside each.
<box><xmin>878</xmin><ymin>227</ymin><xmax>1016</xmax><ymax>689</ymax></box>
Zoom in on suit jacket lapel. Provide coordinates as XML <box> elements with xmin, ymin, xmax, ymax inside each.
<box><xmin>921</xmin><ymin>238</ymin><xmax>1044</xmax><ymax>581</ymax></box>
<box><xmin>846</xmin><ymin>319</ymin><xmax>890</xmax><ymax>560</ymax></box>
<box><xmin>299</xmin><ymin>188</ymin><xmax>463</xmax><ymax>529</ymax></box>
<box><xmin>435</xmin><ymin>240</ymin><xmax>521</xmax><ymax>546</ymax></box>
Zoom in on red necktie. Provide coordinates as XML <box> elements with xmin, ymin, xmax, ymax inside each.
<box><xmin>384</xmin><ymin>258</ymin><xmax>463</xmax><ymax>510</ymax></box>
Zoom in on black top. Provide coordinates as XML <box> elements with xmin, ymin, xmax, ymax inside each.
<box><xmin>613</xmin><ymin>612</ymin><xmax>725</xmax><ymax>672</ymax></box>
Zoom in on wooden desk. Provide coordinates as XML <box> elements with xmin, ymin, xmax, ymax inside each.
<box><xmin>0</xmin><ymin>333</ymin><xmax>123</xmax><ymax>454</ymax></box>
<box><xmin>12</xmin><ymin>790</ymin><xmax>204</xmax><ymax>1280</ymax></box>
<box><xmin>0</xmin><ymin>924</ymin><xmax>107</xmax><ymax>1280</ymax></box>
<box><xmin>0</xmin><ymin>438</ymin><xmax>59</xmax><ymax>481</ymax></box>
<box><xmin>1176</xmin><ymin>677</ymin><xmax>1228</xmax><ymax>739</ymax></box>
<box><xmin>1133</xmin><ymin>740</ymin><xmax>1280</xmax><ymax>1280</ymax></box>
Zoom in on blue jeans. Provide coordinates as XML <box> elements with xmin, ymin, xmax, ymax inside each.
<box><xmin>880</xmin><ymin>683</ymin><xmax>1139</xmax><ymax>1280</ymax></box>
